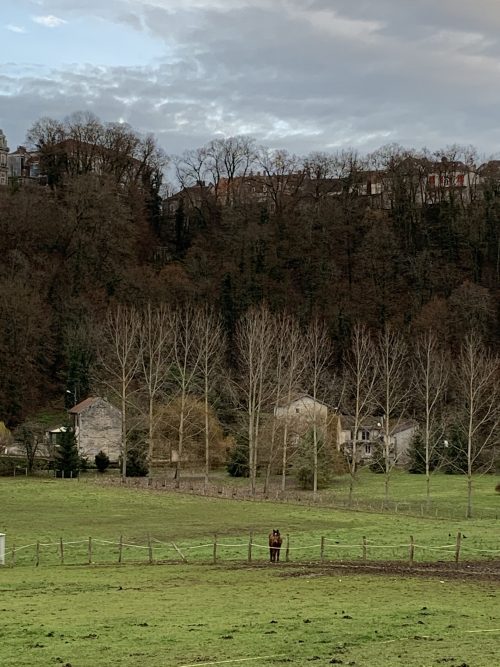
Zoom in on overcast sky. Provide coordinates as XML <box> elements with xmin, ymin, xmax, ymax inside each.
<box><xmin>2</xmin><ymin>0</ymin><xmax>500</xmax><ymax>157</ymax></box>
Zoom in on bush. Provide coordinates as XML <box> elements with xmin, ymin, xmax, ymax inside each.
<box><xmin>226</xmin><ymin>437</ymin><xmax>249</xmax><ymax>478</ymax></box>
<box><xmin>126</xmin><ymin>447</ymin><xmax>148</xmax><ymax>477</ymax></box>
<box><xmin>95</xmin><ymin>450</ymin><xmax>110</xmax><ymax>473</ymax></box>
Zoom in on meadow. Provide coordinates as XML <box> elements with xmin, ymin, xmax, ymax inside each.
<box><xmin>0</xmin><ymin>475</ymin><xmax>499</xmax><ymax>666</ymax></box>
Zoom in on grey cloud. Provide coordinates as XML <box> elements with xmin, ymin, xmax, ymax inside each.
<box><xmin>3</xmin><ymin>0</ymin><xmax>500</xmax><ymax>156</ymax></box>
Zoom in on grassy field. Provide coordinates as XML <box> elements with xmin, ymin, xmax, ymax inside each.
<box><xmin>1</xmin><ymin>563</ymin><xmax>499</xmax><ymax>666</ymax></box>
<box><xmin>1</xmin><ymin>478</ymin><xmax>499</xmax><ymax>666</ymax></box>
<box><xmin>0</xmin><ymin>477</ymin><xmax>499</xmax><ymax>566</ymax></box>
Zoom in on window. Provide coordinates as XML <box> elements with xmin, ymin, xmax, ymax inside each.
<box><xmin>365</xmin><ymin>444</ymin><xmax>371</xmax><ymax>455</ymax></box>
<box><xmin>456</xmin><ymin>174</ymin><xmax>465</xmax><ymax>187</ymax></box>
<box><xmin>361</xmin><ymin>429</ymin><xmax>370</xmax><ymax>441</ymax></box>
<box><xmin>428</xmin><ymin>175</ymin><xmax>436</xmax><ymax>187</ymax></box>
<box><xmin>295</xmin><ymin>408</ymin><xmax>300</xmax><ymax>414</ymax></box>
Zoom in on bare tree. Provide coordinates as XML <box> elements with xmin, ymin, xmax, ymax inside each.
<box><xmin>97</xmin><ymin>304</ymin><xmax>142</xmax><ymax>480</ymax></box>
<box><xmin>453</xmin><ymin>333</ymin><xmax>500</xmax><ymax>518</ymax></box>
<box><xmin>195</xmin><ymin>305</ymin><xmax>227</xmax><ymax>492</ymax></box>
<box><xmin>413</xmin><ymin>330</ymin><xmax>449</xmax><ymax>505</ymax></box>
<box><xmin>139</xmin><ymin>303</ymin><xmax>173</xmax><ymax>477</ymax></box>
<box><xmin>374</xmin><ymin>327</ymin><xmax>411</xmax><ymax>505</ymax></box>
<box><xmin>169</xmin><ymin>304</ymin><xmax>204</xmax><ymax>485</ymax></box>
<box><xmin>277</xmin><ymin>314</ymin><xmax>309</xmax><ymax>491</ymax></box>
<box><xmin>305</xmin><ymin>318</ymin><xmax>333</xmax><ymax>499</ymax></box>
<box><xmin>235</xmin><ymin>305</ymin><xmax>276</xmax><ymax>496</ymax></box>
<box><xmin>343</xmin><ymin>323</ymin><xmax>377</xmax><ymax>505</ymax></box>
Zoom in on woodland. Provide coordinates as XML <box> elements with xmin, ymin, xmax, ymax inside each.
<box><xmin>0</xmin><ymin>113</ymin><xmax>499</xmax><ymax>508</ymax></box>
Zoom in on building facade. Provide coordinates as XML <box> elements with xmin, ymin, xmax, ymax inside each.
<box><xmin>0</xmin><ymin>130</ymin><xmax>9</xmax><ymax>186</ymax></box>
<box><xmin>69</xmin><ymin>397</ymin><xmax>121</xmax><ymax>462</ymax></box>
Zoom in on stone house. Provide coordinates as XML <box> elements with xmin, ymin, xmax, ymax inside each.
<box><xmin>69</xmin><ymin>397</ymin><xmax>121</xmax><ymax>462</ymax></box>
<box><xmin>274</xmin><ymin>394</ymin><xmax>341</xmax><ymax>446</ymax></box>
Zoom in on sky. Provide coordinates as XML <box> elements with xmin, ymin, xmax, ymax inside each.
<box><xmin>2</xmin><ymin>0</ymin><xmax>500</xmax><ymax>158</ymax></box>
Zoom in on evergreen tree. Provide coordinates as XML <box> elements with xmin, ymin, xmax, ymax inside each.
<box><xmin>95</xmin><ymin>450</ymin><xmax>110</xmax><ymax>473</ymax></box>
<box><xmin>126</xmin><ymin>445</ymin><xmax>148</xmax><ymax>477</ymax></box>
<box><xmin>369</xmin><ymin>441</ymin><xmax>385</xmax><ymax>474</ymax></box>
<box><xmin>408</xmin><ymin>430</ymin><xmax>441</xmax><ymax>474</ymax></box>
<box><xmin>226</xmin><ymin>436</ymin><xmax>249</xmax><ymax>478</ymax></box>
<box><xmin>294</xmin><ymin>429</ymin><xmax>335</xmax><ymax>490</ymax></box>
<box><xmin>441</xmin><ymin>423</ymin><xmax>469</xmax><ymax>475</ymax></box>
<box><xmin>56</xmin><ymin>426</ymin><xmax>80</xmax><ymax>477</ymax></box>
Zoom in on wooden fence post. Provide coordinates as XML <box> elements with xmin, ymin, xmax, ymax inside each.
<box><xmin>409</xmin><ymin>536</ymin><xmax>415</xmax><ymax>565</ymax></box>
<box><xmin>59</xmin><ymin>537</ymin><xmax>64</xmax><ymax>565</ymax></box>
<box><xmin>148</xmin><ymin>534</ymin><xmax>153</xmax><ymax>564</ymax></box>
<box><xmin>35</xmin><ymin>541</ymin><xmax>40</xmax><ymax>567</ymax></box>
<box><xmin>88</xmin><ymin>537</ymin><xmax>92</xmax><ymax>565</ymax></box>
<box><xmin>362</xmin><ymin>536</ymin><xmax>367</xmax><ymax>561</ymax></box>
<box><xmin>285</xmin><ymin>534</ymin><xmax>290</xmax><ymax>562</ymax></box>
<box><xmin>455</xmin><ymin>532</ymin><xmax>462</xmax><ymax>565</ymax></box>
<box><xmin>172</xmin><ymin>543</ymin><xmax>187</xmax><ymax>563</ymax></box>
<box><xmin>248</xmin><ymin>533</ymin><xmax>253</xmax><ymax>563</ymax></box>
<box><xmin>11</xmin><ymin>543</ymin><xmax>16</xmax><ymax>568</ymax></box>
<box><xmin>213</xmin><ymin>534</ymin><xmax>217</xmax><ymax>564</ymax></box>
<box><xmin>320</xmin><ymin>536</ymin><xmax>325</xmax><ymax>562</ymax></box>
<box><xmin>118</xmin><ymin>535</ymin><xmax>123</xmax><ymax>564</ymax></box>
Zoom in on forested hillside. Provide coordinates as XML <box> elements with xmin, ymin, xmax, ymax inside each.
<box><xmin>1</xmin><ymin>115</ymin><xmax>499</xmax><ymax>426</ymax></box>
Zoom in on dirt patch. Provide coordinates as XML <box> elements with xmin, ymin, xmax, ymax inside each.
<box><xmin>224</xmin><ymin>560</ymin><xmax>500</xmax><ymax>582</ymax></box>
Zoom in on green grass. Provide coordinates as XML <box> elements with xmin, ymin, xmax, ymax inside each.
<box><xmin>327</xmin><ymin>469</ymin><xmax>500</xmax><ymax>519</ymax></box>
<box><xmin>1</xmin><ymin>478</ymin><xmax>499</xmax><ymax>566</ymax></box>
<box><xmin>0</xmin><ymin>563</ymin><xmax>499</xmax><ymax>666</ymax></box>
<box><xmin>1</xmin><ymin>478</ymin><xmax>499</xmax><ymax>666</ymax></box>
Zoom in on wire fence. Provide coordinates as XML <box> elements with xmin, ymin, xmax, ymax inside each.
<box><xmin>4</xmin><ymin>530</ymin><xmax>500</xmax><ymax>569</ymax></box>
<box><xmin>97</xmin><ymin>476</ymin><xmax>500</xmax><ymax>521</ymax></box>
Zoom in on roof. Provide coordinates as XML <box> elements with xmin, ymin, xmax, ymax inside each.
<box><xmin>340</xmin><ymin>415</ymin><xmax>418</xmax><ymax>434</ymax></box>
<box><xmin>68</xmin><ymin>397</ymin><xmax>100</xmax><ymax>414</ymax></box>
<box><xmin>277</xmin><ymin>393</ymin><xmax>332</xmax><ymax>410</ymax></box>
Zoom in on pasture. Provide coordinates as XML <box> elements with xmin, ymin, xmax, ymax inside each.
<box><xmin>0</xmin><ymin>477</ymin><xmax>499</xmax><ymax>666</ymax></box>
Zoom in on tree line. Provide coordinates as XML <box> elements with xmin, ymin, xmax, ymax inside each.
<box><xmin>1</xmin><ymin>111</ymin><xmax>500</xmax><ymax>477</ymax></box>
<box><xmin>95</xmin><ymin>302</ymin><xmax>499</xmax><ymax>518</ymax></box>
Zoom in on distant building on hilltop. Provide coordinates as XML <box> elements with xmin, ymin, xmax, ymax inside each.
<box><xmin>0</xmin><ymin>130</ymin><xmax>9</xmax><ymax>186</ymax></box>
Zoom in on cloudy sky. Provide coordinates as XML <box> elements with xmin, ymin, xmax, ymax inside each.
<box><xmin>2</xmin><ymin>0</ymin><xmax>500</xmax><ymax>156</ymax></box>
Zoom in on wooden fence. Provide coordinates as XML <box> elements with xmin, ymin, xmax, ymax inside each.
<box><xmin>97</xmin><ymin>476</ymin><xmax>500</xmax><ymax>521</ymax></box>
<box><xmin>5</xmin><ymin>531</ymin><xmax>500</xmax><ymax>569</ymax></box>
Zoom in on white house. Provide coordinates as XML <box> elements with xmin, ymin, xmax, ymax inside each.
<box><xmin>69</xmin><ymin>397</ymin><xmax>121</xmax><ymax>462</ymax></box>
<box><xmin>340</xmin><ymin>417</ymin><xmax>418</xmax><ymax>467</ymax></box>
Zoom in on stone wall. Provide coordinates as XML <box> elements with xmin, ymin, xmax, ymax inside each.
<box><xmin>77</xmin><ymin>399</ymin><xmax>121</xmax><ymax>462</ymax></box>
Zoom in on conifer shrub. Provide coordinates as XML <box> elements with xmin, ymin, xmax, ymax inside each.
<box><xmin>95</xmin><ymin>450</ymin><xmax>110</xmax><ymax>473</ymax></box>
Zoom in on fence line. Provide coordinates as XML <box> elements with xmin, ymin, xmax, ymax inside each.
<box><xmin>3</xmin><ymin>531</ymin><xmax>500</xmax><ymax>569</ymax></box>
<box><xmin>94</xmin><ymin>476</ymin><xmax>500</xmax><ymax>521</ymax></box>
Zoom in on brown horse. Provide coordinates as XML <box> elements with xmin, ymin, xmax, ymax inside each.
<box><xmin>269</xmin><ymin>529</ymin><xmax>283</xmax><ymax>563</ymax></box>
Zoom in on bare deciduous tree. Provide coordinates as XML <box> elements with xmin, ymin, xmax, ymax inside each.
<box><xmin>195</xmin><ymin>305</ymin><xmax>227</xmax><ymax>492</ymax></box>
<box><xmin>235</xmin><ymin>305</ymin><xmax>276</xmax><ymax>496</ymax></box>
<box><xmin>169</xmin><ymin>305</ymin><xmax>204</xmax><ymax>485</ymax></box>
<box><xmin>343</xmin><ymin>323</ymin><xmax>377</xmax><ymax>505</ymax></box>
<box><xmin>305</xmin><ymin>318</ymin><xmax>333</xmax><ymax>499</ymax></box>
<box><xmin>413</xmin><ymin>330</ymin><xmax>449</xmax><ymax>504</ymax></box>
<box><xmin>453</xmin><ymin>333</ymin><xmax>500</xmax><ymax>518</ymax></box>
<box><xmin>277</xmin><ymin>314</ymin><xmax>309</xmax><ymax>492</ymax></box>
<box><xmin>374</xmin><ymin>326</ymin><xmax>411</xmax><ymax>505</ymax></box>
<box><xmin>97</xmin><ymin>304</ymin><xmax>142</xmax><ymax>479</ymax></box>
<box><xmin>139</xmin><ymin>303</ymin><xmax>173</xmax><ymax>476</ymax></box>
